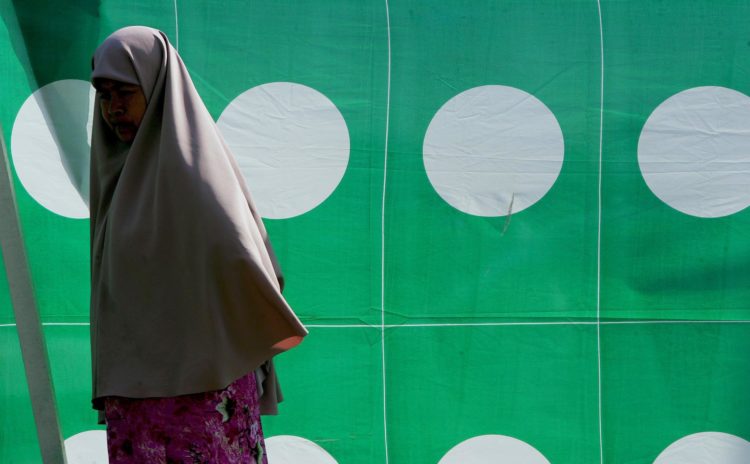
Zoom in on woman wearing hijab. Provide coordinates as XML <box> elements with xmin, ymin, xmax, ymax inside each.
<box><xmin>89</xmin><ymin>26</ymin><xmax>307</xmax><ymax>463</ymax></box>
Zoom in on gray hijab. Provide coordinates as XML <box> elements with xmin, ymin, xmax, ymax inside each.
<box><xmin>89</xmin><ymin>26</ymin><xmax>306</xmax><ymax>414</ymax></box>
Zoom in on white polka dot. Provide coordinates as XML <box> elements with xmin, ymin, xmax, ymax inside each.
<box><xmin>654</xmin><ymin>432</ymin><xmax>750</xmax><ymax>464</ymax></box>
<box><xmin>266</xmin><ymin>435</ymin><xmax>338</xmax><ymax>464</ymax></box>
<box><xmin>638</xmin><ymin>86</ymin><xmax>750</xmax><ymax>218</ymax></box>
<box><xmin>11</xmin><ymin>79</ymin><xmax>93</xmax><ymax>219</ymax></box>
<box><xmin>439</xmin><ymin>434</ymin><xmax>550</xmax><ymax>464</ymax></box>
<box><xmin>64</xmin><ymin>430</ymin><xmax>107</xmax><ymax>464</ymax></box>
<box><xmin>217</xmin><ymin>82</ymin><xmax>350</xmax><ymax>219</ymax></box>
<box><xmin>423</xmin><ymin>85</ymin><xmax>564</xmax><ymax>217</ymax></box>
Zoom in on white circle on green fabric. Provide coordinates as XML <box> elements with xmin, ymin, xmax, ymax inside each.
<box><xmin>64</xmin><ymin>430</ymin><xmax>107</xmax><ymax>463</ymax></box>
<box><xmin>423</xmin><ymin>85</ymin><xmax>564</xmax><ymax>217</ymax></box>
<box><xmin>11</xmin><ymin>79</ymin><xmax>93</xmax><ymax>219</ymax></box>
<box><xmin>266</xmin><ymin>435</ymin><xmax>338</xmax><ymax>463</ymax></box>
<box><xmin>217</xmin><ymin>82</ymin><xmax>350</xmax><ymax>219</ymax></box>
<box><xmin>438</xmin><ymin>434</ymin><xmax>550</xmax><ymax>464</ymax></box>
<box><xmin>638</xmin><ymin>86</ymin><xmax>750</xmax><ymax>218</ymax></box>
<box><xmin>653</xmin><ymin>432</ymin><xmax>750</xmax><ymax>463</ymax></box>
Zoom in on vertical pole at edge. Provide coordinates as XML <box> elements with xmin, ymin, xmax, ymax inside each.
<box><xmin>0</xmin><ymin>125</ymin><xmax>67</xmax><ymax>463</ymax></box>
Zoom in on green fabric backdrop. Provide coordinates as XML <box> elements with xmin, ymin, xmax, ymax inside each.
<box><xmin>1</xmin><ymin>1</ymin><xmax>749</xmax><ymax>463</ymax></box>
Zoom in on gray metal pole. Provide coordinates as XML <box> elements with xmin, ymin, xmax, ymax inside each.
<box><xmin>0</xmin><ymin>125</ymin><xmax>67</xmax><ymax>464</ymax></box>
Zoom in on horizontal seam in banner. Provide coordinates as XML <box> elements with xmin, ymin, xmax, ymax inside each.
<box><xmin>2</xmin><ymin>320</ymin><xmax>749</xmax><ymax>329</ymax></box>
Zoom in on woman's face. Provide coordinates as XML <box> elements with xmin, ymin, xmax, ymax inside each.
<box><xmin>94</xmin><ymin>78</ymin><xmax>146</xmax><ymax>143</ymax></box>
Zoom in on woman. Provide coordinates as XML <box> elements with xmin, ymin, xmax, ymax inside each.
<box><xmin>89</xmin><ymin>26</ymin><xmax>307</xmax><ymax>463</ymax></box>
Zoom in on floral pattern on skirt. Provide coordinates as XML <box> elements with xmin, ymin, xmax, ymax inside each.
<box><xmin>104</xmin><ymin>372</ymin><xmax>268</xmax><ymax>463</ymax></box>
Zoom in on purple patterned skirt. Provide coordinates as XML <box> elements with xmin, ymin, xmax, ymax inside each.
<box><xmin>104</xmin><ymin>372</ymin><xmax>268</xmax><ymax>463</ymax></box>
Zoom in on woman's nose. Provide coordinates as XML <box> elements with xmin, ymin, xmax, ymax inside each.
<box><xmin>108</xmin><ymin>99</ymin><xmax>125</xmax><ymax>116</ymax></box>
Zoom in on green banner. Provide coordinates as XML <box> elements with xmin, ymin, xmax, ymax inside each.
<box><xmin>1</xmin><ymin>1</ymin><xmax>749</xmax><ymax>463</ymax></box>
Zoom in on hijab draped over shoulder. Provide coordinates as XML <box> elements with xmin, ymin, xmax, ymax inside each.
<box><xmin>89</xmin><ymin>26</ymin><xmax>306</xmax><ymax>414</ymax></box>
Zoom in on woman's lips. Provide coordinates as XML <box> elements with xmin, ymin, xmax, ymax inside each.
<box><xmin>114</xmin><ymin>123</ymin><xmax>136</xmax><ymax>140</ymax></box>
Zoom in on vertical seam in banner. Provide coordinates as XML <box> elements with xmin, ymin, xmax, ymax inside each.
<box><xmin>172</xmin><ymin>0</ymin><xmax>180</xmax><ymax>51</ymax></box>
<box><xmin>596</xmin><ymin>1</ymin><xmax>605</xmax><ymax>463</ymax></box>
<box><xmin>381</xmin><ymin>1</ymin><xmax>392</xmax><ymax>463</ymax></box>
